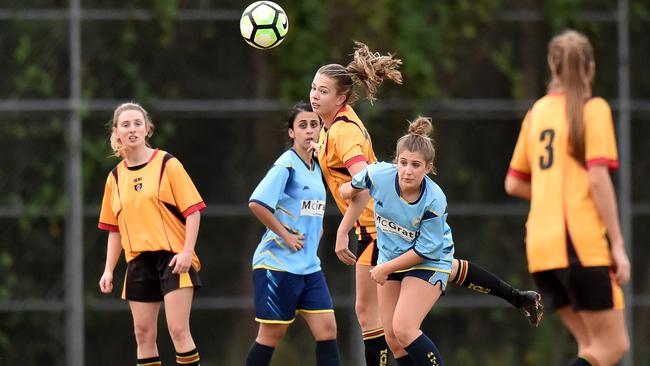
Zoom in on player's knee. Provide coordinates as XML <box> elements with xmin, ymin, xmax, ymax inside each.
<box><xmin>607</xmin><ymin>335</ymin><xmax>629</xmax><ymax>363</ymax></box>
<box><xmin>133</xmin><ymin>323</ymin><xmax>156</xmax><ymax>344</ymax></box>
<box><xmin>167</xmin><ymin>322</ymin><xmax>191</xmax><ymax>342</ymax></box>
<box><xmin>391</xmin><ymin>322</ymin><xmax>418</xmax><ymax>347</ymax></box>
<box><xmin>315</xmin><ymin>320</ymin><xmax>338</xmax><ymax>340</ymax></box>
<box><xmin>585</xmin><ymin>334</ymin><xmax>629</xmax><ymax>366</ymax></box>
<box><xmin>256</xmin><ymin>332</ymin><xmax>285</xmax><ymax>347</ymax></box>
<box><xmin>354</xmin><ymin>302</ymin><xmax>373</xmax><ymax>327</ymax></box>
<box><xmin>256</xmin><ymin>325</ymin><xmax>288</xmax><ymax>347</ymax></box>
<box><xmin>383</xmin><ymin>330</ymin><xmax>401</xmax><ymax>351</ymax></box>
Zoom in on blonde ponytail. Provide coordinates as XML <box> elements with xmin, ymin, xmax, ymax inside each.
<box><xmin>547</xmin><ymin>30</ymin><xmax>594</xmax><ymax>164</ymax></box>
<box><xmin>316</xmin><ymin>41</ymin><xmax>402</xmax><ymax>105</ymax></box>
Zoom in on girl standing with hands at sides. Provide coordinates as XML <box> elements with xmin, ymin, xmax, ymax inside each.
<box><xmin>98</xmin><ymin>102</ymin><xmax>205</xmax><ymax>366</ymax></box>
<box><xmin>505</xmin><ymin>30</ymin><xmax>630</xmax><ymax>366</ymax></box>
<box><xmin>312</xmin><ymin>41</ymin><xmax>542</xmax><ymax>366</ymax></box>
<box><xmin>246</xmin><ymin>102</ymin><xmax>341</xmax><ymax>366</ymax></box>
<box><xmin>339</xmin><ymin>117</ymin><xmax>450</xmax><ymax>366</ymax></box>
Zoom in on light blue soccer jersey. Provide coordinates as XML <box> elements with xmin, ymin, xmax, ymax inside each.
<box><xmin>351</xmin><ymin>162</ymin><xmax>454</xmax><ymax>273</ymax></box>
<box><xmin>249</xmin><ymin>149</ymin><xmax>326</xmax><ymax>275</ymax></box>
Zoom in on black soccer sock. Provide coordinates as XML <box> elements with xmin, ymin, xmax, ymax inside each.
<box><xmin>404</xmin><ymin>333</ymin><xmax>444</xmax><ymax>366</ymax></box>
<box><xmin>316</xmin><ymin>339</ymin><xmax>342</xmax><ymax>366</ymax></box>
<box><xmin>568</xmin><ymin>357</ymin><xmax>593</xmax><ymax>366</ymax></box>
<box><xmin>362</xmin><ymin>328</ymin><xmax>390</xmax><ymax>366</ymax></box>
<box><xmin>395</xmin><ymin>354</ymin><xmax>418</xmax><ymax>365</ymax></box>
<box><xmin>452</xmin><ymin>259</ymin><xmax>517</xmax><ymax>306</ymax></box>
<box><xmin>245</xmin><ymin>342</ymin><xmax>275</xmax><ymax>366</ymax></box>
<box><xmin>137</xmin><ymin>356</ymin><xmax>162</xmax><ymax>366</ymax></box>
<box><xmin>176</xmin><ymin>348</ymin><xmax>200</xmax><ymax>365</ymax></box>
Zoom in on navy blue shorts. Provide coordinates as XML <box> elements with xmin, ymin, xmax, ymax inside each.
<box><xmin>387</xmin><ymin>269</ymin><xmax>449</xmax><ymax>291</ymax></box>
<box><xmin>253</xmin><ymin>268</ymin><xmax>334</xmax><ymax>324</ymax></box>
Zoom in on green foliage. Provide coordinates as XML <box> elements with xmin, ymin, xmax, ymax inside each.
<box><xmin>491</xmin><ymin>42</ymin><xmax>526</xmax><ymax>99</ymax></box>
<box><xmin>1</xmin><ymin>1</ymin><xmax>649</xmax><ymax>365</ymax></box>
<box><xmin>12</xmin><ymin>35</ymin><xmax>53</xmax><ymax>97</ymax></box>
<box><xmin>273</xmin><ymin>0</ymin><xmax>328</xmax><ymax>102</ymax></box>
<box><xmin>544</xmin><ymin>0</ymin><xmax>582</xmax><ymax>30</ymax></box>
<box><xmin>153</xmin><ymin>0</ymin><xmax>180</xmax><ymax>46</ymax></box>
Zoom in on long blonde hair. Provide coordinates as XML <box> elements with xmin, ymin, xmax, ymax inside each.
<box><xmin>547</xmin><ymin>30</ymin><xmax>595</xmax><ymax>164</ymax></box>
<box><xmin>109</xmin><ymin>102</ymin><xmax>155</xmax><ymax>158</ymax></box>
<box><xmin>317</xmin><ymin>41</ymin><xmax>402</xmax><ymax>105</ymax></box>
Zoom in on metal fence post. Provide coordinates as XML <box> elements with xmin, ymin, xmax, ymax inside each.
<box><xmin>617</xmin><ymin>0</ymin><xmax>633</xmax><ymax>365</ymax></box>
<box><xmin>65</xmin><ymin>0</ymin><xmax>84</xmax><ymax>365</ymax></box>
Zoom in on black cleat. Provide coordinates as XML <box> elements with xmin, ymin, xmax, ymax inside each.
<box><xmin>516</xmin><ymin>290</ymin><xmax>543</xmax><ymax>327</ymax></box>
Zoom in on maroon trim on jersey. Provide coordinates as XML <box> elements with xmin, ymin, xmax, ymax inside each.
<box><xmin>122</xmin><ymin>148</ymin><xmax>159</xmax><ymax>168</ymax></box>
<box><xmin>345</xmin><ymin>155</ymin><xmax>367</xmax><ymax>168</ymax></box>
<box><xmin>98</xmin><ymin>222</ymin><xmax>119</xmax><ymax>232</ymax></box>
<box><xmin>163</xmin><ymin>201</ymin><xmax>186</xmax><ymax>225</ymax></box>
<box><xmin>160</xmin><ymin>152</ymin><xmax>174</xmax><ymax>184</ymax></box>
<box><xmin>331</xmin><ymin>166</ymin><xmax>352</xmax><ymax>178</ymax></box>
<box><xmin>507</xmin><ymin>167</ymin><xmax>531</xmax><ymax>181</ymax></box>
<box><xmin>587</xmin><ymin>158</ymin><xmax>619</xmax><ymax>171</ymax></box>
<box><xmin>182</xmin><ymin>201</ymin><xmax>207</xmax><ymax>218</ymax></box>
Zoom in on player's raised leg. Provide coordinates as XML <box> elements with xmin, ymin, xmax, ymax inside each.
<box><xmin>450</xmin><ymin>258</ymin><xmax>543</xmax><ymax>326</ymax></box>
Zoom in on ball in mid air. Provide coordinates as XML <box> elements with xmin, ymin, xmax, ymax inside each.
<box><xmin>240</xmin><ymin>1</ymin><xmax>289</xmax><ymax>49</ymax></box>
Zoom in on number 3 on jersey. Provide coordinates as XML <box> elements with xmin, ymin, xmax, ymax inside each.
<box><xmin>539</xmin><ymin>128</ymin><xmax>555</xmax><ymax>169</ymax></box>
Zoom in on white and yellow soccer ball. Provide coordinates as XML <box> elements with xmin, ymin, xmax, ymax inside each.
<box><xmin>240</xmin><ymin>1</ymin><xmax>289</xmax><ymax>49</ymax></box>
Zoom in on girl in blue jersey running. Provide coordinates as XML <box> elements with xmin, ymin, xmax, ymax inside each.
<box><xmin>245</xmin><ymin>102</ymin><xmax>341</xmax><ymax>366</ymax></box>
<box><xmin>339</xmin><ymin>117</ymin><xmax>451</xmax><ymax>366</ymax></box>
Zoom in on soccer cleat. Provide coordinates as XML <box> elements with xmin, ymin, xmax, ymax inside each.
<box><xmin>516</xmin><ymin>290</ymin><xmax>543</xmax><ymax>327</ymax></box>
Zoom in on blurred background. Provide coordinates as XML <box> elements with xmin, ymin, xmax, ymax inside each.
<box><xmin>0</xmin><ymin>0</ymin><xmax>649</xmax><ymax>365</ymax></box>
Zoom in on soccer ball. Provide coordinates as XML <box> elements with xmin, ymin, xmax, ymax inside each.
<box><xmin>240</xmin><ymin>1</ymin><xmax>289</xmax><ymax>49</ymax></box>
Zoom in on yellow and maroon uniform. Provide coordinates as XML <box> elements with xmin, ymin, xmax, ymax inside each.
<box><xmin>317</xmin><ymin>105</ymin><xmax>378</xmax><ymax>265</ymax></box>
<box><xmin>508</xmin><ymin>94</ymin><xmax>623</xmax><ymax>309</ymax></box>
<box><xmin>98</xmin><ymin>149</ymin><xmax>206</xmax><ymax>270</ymax></box>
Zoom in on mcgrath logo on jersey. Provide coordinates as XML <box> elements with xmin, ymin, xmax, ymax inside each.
<box><xmin>376</xmin><ymin>214</ymin><xmax>418</xmax><ymax>242</ymax></box>
<box><xmin>300</xmin><ymin>200</ymin><xmax>325</xmax><ymax>217</ymax></box>
<box><xmin>133</xmin><ymin>177</ymin><xmax>143</xmax><ymax>192</ymax></box>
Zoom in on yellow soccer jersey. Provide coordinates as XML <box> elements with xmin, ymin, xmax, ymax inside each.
<box><xmin>508</xmin><ymin>94</ymin><xmax>619</xmax><ymax>273</ymax></box>
<box><xmin>317</xmin><ymin>105</ymin><xmax>377</xmax><ymax>236</ymax></box>
<box><xmin>98</xmin><ymin>149</ymin><xmax>206</xmax><ymax>270</ymax></box>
